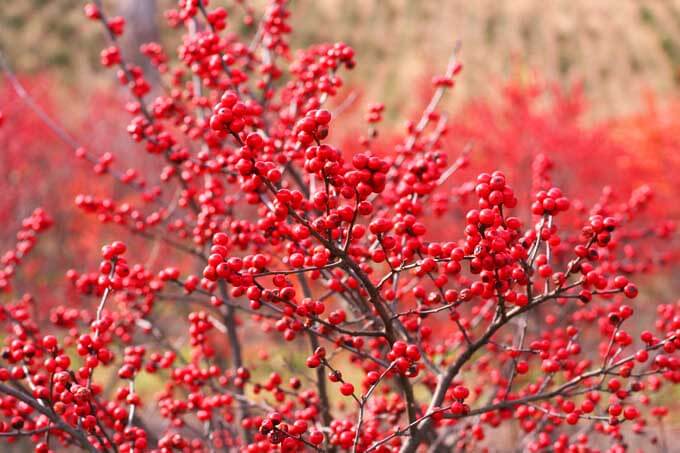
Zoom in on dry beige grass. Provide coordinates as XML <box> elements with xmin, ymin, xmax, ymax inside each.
<box><xmin>3</xmin><ymin>0</ymin><xmax>680</xmax><ymax>117</ymax></box>
<box><xmin>295</xmin><ymin>0</ymin><xmax>680</xmax><ymax>118</ymax></box>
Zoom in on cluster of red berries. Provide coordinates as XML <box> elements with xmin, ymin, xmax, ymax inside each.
<box><xmin>366</xmin><ymin>102</ymin><xmax>385</xmax><ymax>124</ymax></box>
<box><xmin>284</xmin><ymin>43</ymin><xmax>355</xmax><ymax>113</ymax></box>
<box><xmin>347</xmin><ymin>152</ymin><xmax>389</xmax><ymax>199</ymax></box>
<box><xmin>258</xmin><ymin>412</ymin><xmax>306</xmax><ymax>450</ymax></box>
<box><xmin>140</xmin><ymin>42</ymin><xmax>169</xmax><ymax>72</ymax></box>
<box><xmin>188</xmin><ymin>311</ymin><xmax>215</xmax><ymax>354</ymax></box>
<box><xmin>118</xmin><ymin>346</ymin><xmax>145</xmax><ymax>380</ymax></box>
<box><xmin>293</xmin><ymin>109</ymin><xmax>331</xmax><ymax>146</ymax></box>
<box><xmin>474</xmin><ymin>171</ymin><xmax>518</xmax><ymax>209</ymax></box>
<box><xmin>0</xmin><ymin>209</ymin><xmax>52</xmax><ymax>292</ymax></box>
<box><xmin>531</xmin><ymin>187</ymin><xmax>571</xmax><ymax>216</ymax></box>
<box><xmin>100</xmin><ymin>46</ymin><xmax>121</xmax><ymax>67</ymax></box>
<box><xmin>305</xmin><ymin>346</ymin><xmax>325</xmax><ymax>369</ymax></box>
<box><xmin>209</xmin><ymin>91</ymin><xmax>262</xmax><ymax>134</ymax></box>
<box><xmin>261</xmin><ymin>0</ymin><xmax>292</xmax><ymax>54</ymax></box>
<box><xmin>387</xmin><ymin>341</ymin><xmax>421</xmax><ymax>376</ymax></box>
<box><xmin>449</xmin><ymin>385</ymin><xmax>471</xmax><ymax>415</ymax></box>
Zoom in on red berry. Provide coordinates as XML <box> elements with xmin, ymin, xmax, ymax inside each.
<box><xmin>340</xmin><ymin>382</ymin><xmax>354</xmax><ymax>396</ymax></box>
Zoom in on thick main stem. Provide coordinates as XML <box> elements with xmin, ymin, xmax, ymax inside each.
<box><xmin>254</xmin><ymin>159</ymin><xmax>422</xmax><ymax>433</ymax></box>
<box><xmin>308</xmin><ymin>332</ymin><xmax>334</xmax><ymax>426</ymax></box>
<box><xmin>297</xmin><ymin>273</ymin><xmax>337</xmax><ymax>452</ymax></box>
<box><xmin>218</xmin><ymin>281</ymin><xmax>251</xmax><ymax>445</ymax></box>
<box><xmin>399</xmin><ymin>282</ymin><xmax>591</xmax><ymax>452</ymax></box>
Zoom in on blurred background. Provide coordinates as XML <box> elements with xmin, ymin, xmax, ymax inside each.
<box><xmin>2</xmin><ymin>0</ymin><xmax>680</xmax><ymax>326</ymax></box>
<box><xmin>4</xmin><ymin>0</ymin><xmax>680</xmax><ymax>117</ymax></box>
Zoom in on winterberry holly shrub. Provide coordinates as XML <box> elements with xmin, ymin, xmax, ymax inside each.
<box><xmin>0</xmin><ymin>1</ymin><xmax>679</xmax><ymax>452</ymax></box>
<box><xmin>0</xmin><ymin>75</ymin><xmax>130</xmax><ymax>289</ymax></box>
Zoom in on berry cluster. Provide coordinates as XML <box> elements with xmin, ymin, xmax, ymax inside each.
<box><xmin>209</xmin><ymin>91</ymin><xmax>261</xmax><ymax>134</ymax></box>
<box><xmin>0</xmin><ymin>209</ymin><xmax>52</xmax><ymax>292</ymax></box>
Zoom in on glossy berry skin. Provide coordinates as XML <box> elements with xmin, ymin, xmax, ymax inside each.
<box><xmin>340</xmin><ymin>382</ymin><xmax>355</xmax><ymax>396</ymax></box>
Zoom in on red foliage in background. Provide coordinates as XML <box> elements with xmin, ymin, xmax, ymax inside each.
<box><xmin>0</xmin><ymin>78</ymin><xmax>104</xmax><ymax>295</ymax></box>
<box><xmin>0</xmin><ymin>1</ymin><xmax>679</xmax><ymax>452</ymax></box>
<box><xmin>446</xmin><ymin>81</ymin><xmax>678</xmax><ymax>205</ymax></box>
